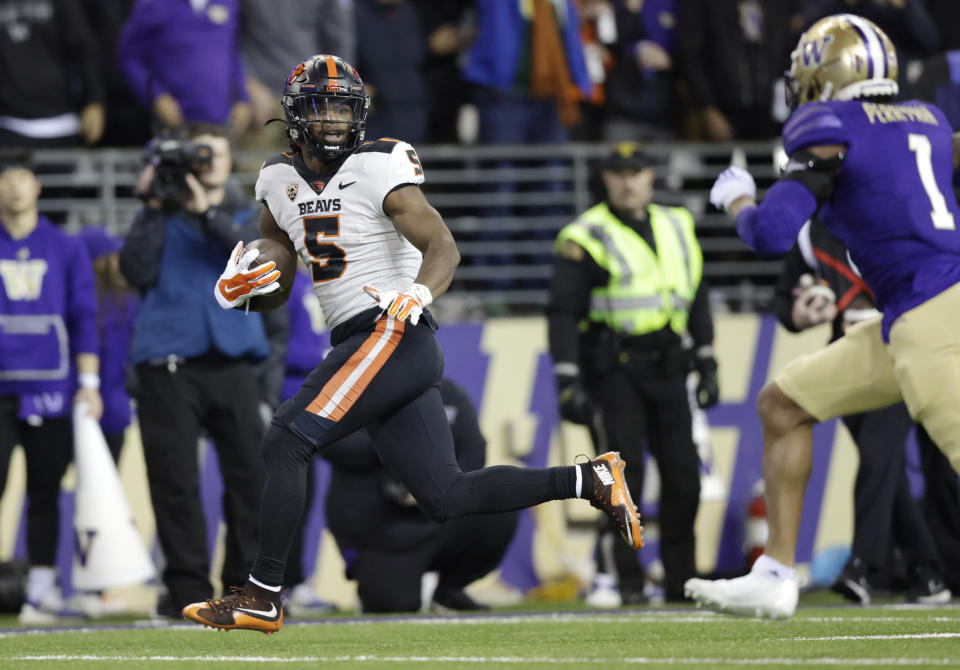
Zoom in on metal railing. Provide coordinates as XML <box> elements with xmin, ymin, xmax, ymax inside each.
<box><xmin>30</xmin><ymin>141</ymin><xmax>785</xmax><ymax>317</ymax></box>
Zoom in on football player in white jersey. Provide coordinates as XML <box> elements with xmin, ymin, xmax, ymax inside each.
<box><xmin>183</xmin><ymin>55</ymin><xmax>644</xmax><ymax>634</ymax></box>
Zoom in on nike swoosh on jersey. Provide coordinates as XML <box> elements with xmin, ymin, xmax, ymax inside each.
<box><xmin>339</xmin><ymin>181</ymin><xmax>357</xmax><ymax>189</ymax></box>
<box><xmin>235</xmin><ymin>603</ymin><xmax>278</xmax><ymax>619</ymax></box>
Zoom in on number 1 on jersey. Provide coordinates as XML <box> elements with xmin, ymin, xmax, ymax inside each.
<box><xmin>303</xmin><ymin>215</ymin><xmax>347</xmax><ymax>282</ymax></box>
<box><xmin>908</xmin><ymin>133</ymin><xmax>955</xmax><ymax>230</ymax></box>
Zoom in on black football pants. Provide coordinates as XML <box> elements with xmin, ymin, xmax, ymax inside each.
<box><xmin>251</xmin><ymin>310</ymin><xmax>577</xmax><ymax>587</ymax></box>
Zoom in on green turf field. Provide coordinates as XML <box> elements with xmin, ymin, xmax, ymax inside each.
<box><xmin>1</xmin><ymin>599</ymin><xmax>958</xmax><ymax>669</ymax></box>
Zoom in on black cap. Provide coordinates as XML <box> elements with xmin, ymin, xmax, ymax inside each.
<box><xmin>0</xmin><ymin>150</ymin><xmax>34</xmax><ymax>174</ymax></box>
<box><xmin>601</xmin><ymin>142</ymin><xmax>653</xmax><ymax>171</ymax></box>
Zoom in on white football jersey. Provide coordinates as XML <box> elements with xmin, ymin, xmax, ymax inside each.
<box><xmin>255</xmin><ymin>139</ymin><xmax>425</xmax><ymax>328</ymax></box>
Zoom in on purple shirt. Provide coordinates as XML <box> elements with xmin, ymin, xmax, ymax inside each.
<box><xmin>741</xmin><ymin>99</ymin><xmax>960</xmax><ymax>339</ymax></box>
<box><xmin>0</xmin><ymin>216</ymin><xmax>98</xmax><ymax>401</ymax></box>
<box><xmin>117</xmin><ymin>0</ymin><xmax>249</xmax><ymax>124</ymax></box>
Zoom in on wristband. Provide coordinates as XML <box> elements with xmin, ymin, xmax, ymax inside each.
<box><xmin>79</xmin><ymin>373</ymin><xmax>100</xmax><ymax>390</ymax></box>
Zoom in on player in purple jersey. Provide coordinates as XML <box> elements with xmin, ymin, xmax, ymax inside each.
<box><xmin>685</xmin><ymin>14</ymin><xmax>960</xmax><ymax>618</ymax></box>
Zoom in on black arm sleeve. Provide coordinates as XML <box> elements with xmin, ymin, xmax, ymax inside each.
<box><xmin>119</xmin><ymin>209</ymin><xmax>166</xmax><ymax>290</ymax></box>
<box><xmin>773</xmin><ymin>243</ymin><xmax>811</xmax><ymax>333</ymax></box>
<box><xmin>687</xmin><ymin>280</ymin><xmax>714</xmax><ymax>349</ymax></box>
<box><xmin>780</xmin><ymin>150</ymin><xmax>845</xmax><ymax>207</ymax></box>
<box><xmin>546</xmin><ymin>252</ymin><xmax>607</xmax><ymax>367</ymax></box>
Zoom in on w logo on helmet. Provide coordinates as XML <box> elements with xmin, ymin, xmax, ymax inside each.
<box><xmin>802</xmin><ymin>35</ymin><xmax>834</xmax><ymax>67</ymax></box>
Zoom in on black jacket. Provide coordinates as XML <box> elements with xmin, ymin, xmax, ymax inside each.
<box><xmin>0</xmin><ymin>0</ymin><xmax>104</xmax><ymax>118</ymax></box>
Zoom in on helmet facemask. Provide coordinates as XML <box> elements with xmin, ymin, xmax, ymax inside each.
<box><xmin>280</xmin><ymin>55</ymin><xmax>370</xmax><ymax>162</ymax></box>
<box><xmin>285</xmin><ymin>93</ymin><xmax>367</xmax><ymax>161</ymax></box>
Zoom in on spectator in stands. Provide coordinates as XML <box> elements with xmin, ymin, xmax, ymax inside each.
<box><xmin>117</xmin><ymin>0</ymin><xmax>251</xmax><ymax>133</ymax></box>
<box><xmin>79</xmin><ymin>0</ymin><xmax>149</xmax><ymax>148</ymax></box>
<box><xmin>238</xmin><ymin>0</ymin><xmax>355</xmax><ymax>151</ymax></box>
<box><xmin>773</xmin><ymin>218</ymin><xmax>951</xmax><ymax>605</ymax></box>
<box><xmin>800</xmin><ymin>1</ymin><xmax>939</xmax><ymax>73</ymax></box>
<box><xmin>0</xmin><ymin>151</ymin><xmax>101</xmax><ymax>623</ymax></box>
<box><xmin>677</xmin><ymin>0</ymin><xmax>801</xmax><ymax>141</ymax></box>
<box><xmin>0</xmin><ymin>0</ymin><xmax>105</xmax><ymax>147</ymax></box>
<box><xmin>570</xmin><ymin>0</ymin><xmax>614</xmax><ymax>142</ymax></box>
<box><xmin>910</xmin><ymin>51</ymin><xmax>960</xmax><ymax>131</ymax></box>
<box><xmin>118</xmin><ymin>123</ymin><xmax>267</xmax><ymax>617</ymax></box>
<box><xmin>460</xmin><ymin>0</ymin><xmax>592</xmax><ymax>291</ymax></box>
<box><xmin>325</xmin><ymin>378</ymin><xmax>518</xmax><ymax>613</ymax></box>
<box><xmin>78</xmin><ymin>227</ymin><xmax>138</xmax><ymax>463</ymax></box>
<box><xmin>355</xmin><ymin>0</ymin><xmax>430</xmax><ymax>143</ymax></box>
<box><xmin>463</xmin><ymin>0</ymin><xmax>591</xmax><ymax>144</ymax></box>
<box><xmin>598</xmin><ymin>0</ymin><xmax>680</xmax><ymax>142</ymax></box>
<box><xmin>413</xmin><ymin>0</ymin><xmax>475</xmax><ymax>144</ymax></box>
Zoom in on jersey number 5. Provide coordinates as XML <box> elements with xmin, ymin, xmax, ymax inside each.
<box><xmin>303</xmin><ymin>215</ymin><xmax>346</xmax><ymax>282</ymax></box>
<box><xmin>908</xmin><ymin>134</ymin><xmax>955</xmax><ymax>231</ymax></box>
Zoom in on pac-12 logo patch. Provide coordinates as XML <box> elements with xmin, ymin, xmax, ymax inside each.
<box><xmin>286</xmin><ymin>184</ymin><xmax>298</xmax><ymax>201</ymax></box>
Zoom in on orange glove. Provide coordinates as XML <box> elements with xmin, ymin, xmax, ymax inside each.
<box><xmin>215</xmin><ymin>241</ymin><xmax>282</xmax><ymax>309</ymax></box>
<box><xmin>363</xmin><ymin>283</ymin><xmax>433</xmax><ymax>325</ymax></box>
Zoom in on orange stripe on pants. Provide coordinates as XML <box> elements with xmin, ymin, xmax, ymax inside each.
<box><xmin>305</xmin><ymin>317</ymin><xmax>405</xmax><ymax>421</ymax></box>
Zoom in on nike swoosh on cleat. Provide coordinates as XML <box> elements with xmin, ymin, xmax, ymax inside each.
<box><xmin>339</xmin><ymin>181</ymin><xmax>356</xmax><ymax>189</ymax></box>
<box><xmin>235</xmin><ymin>603</ymin><xmax>278</xmax><ymax>619</ymax></box>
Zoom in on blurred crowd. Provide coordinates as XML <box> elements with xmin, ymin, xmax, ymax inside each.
<box><xmin>1</xmin><ymin>0</ymin><xmax>959</xmax><ymax>152</ymax></box>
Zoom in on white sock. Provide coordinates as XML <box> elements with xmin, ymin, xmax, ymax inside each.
<box><xmin>574</xmin><ymin>465</ymin><xmax>583</xmax><ymax>498</ymax></box>
<box><xmin>26</xmin><ymin>566</ymin><xmax>57</xmax><ymax>603</ymax></box>
<box><xmin>249</xmin><ymin>575</ymin><xmax>282</xmax><ymax>592</ymax></box>
<box><xmin>751</xmin><ymin>554</ymin><xmax>796</xmax><ymax>581</ymax></box>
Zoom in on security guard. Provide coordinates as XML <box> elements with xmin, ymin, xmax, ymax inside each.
<box><xmin>547</xmin><ymin>142</ymin><xmax>717</xmax><ymax>603</ymax></box>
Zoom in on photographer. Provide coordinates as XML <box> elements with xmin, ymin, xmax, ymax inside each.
<box><xmin>119</xmin><ymin>123</ymin><xmax>269</xmax><ymax>618</ymax></box>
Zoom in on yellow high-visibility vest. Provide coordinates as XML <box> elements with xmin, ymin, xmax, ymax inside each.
<box><xmin>555</xmin><ymin>202</ymin><xmax>703</xmax><ymax>335</ymax></box>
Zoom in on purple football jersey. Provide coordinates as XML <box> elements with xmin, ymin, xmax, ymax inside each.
<box><xmin>782</xmin><ymin>99</ymin><xmax>960</xmax><ymax>337</ymax></box>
